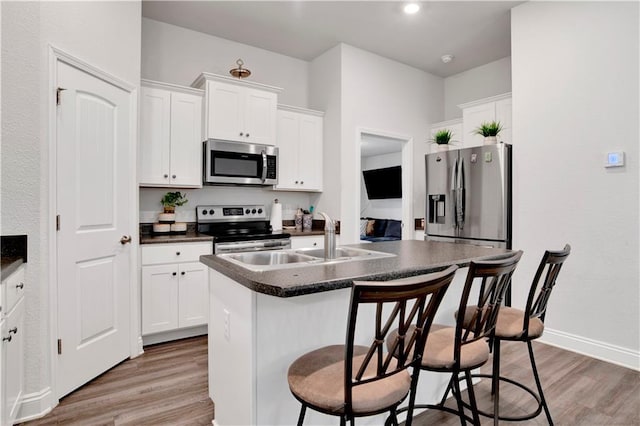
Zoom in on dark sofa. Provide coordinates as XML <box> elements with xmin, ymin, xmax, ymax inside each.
<box><xmin>360</xmin><ymin>218</ymin><xmax>402</xmax><ymax>242</ymax></box>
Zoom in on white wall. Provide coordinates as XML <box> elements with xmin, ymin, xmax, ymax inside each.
<box><xmin>309</xmin><ymin>45</ymin><xmax>343</xmax><ymax>219</ymax></box>
<box><xmin>360</xmin><ymin>152</ymin><xmax>402</xmax><ymax>220</ymax></box>
<box><xmin>1</xmin><ymin>0</ymin><xmax>142</xmax><ymax>417</ymax></box>
<box><xmin>142</xmin><ymin>18</ymin><xmax>309</xmax><ymax>107</ymax></box>
<box><xmin>339</xmin><ymin>44</ymin><xmax>443</xmax><ymax>243</ymax></box>
<box><xmin>444</xmin><ymin>56</ymin><xmax>512</xmax><ymax>120</ymax></box>
<box><xmin>140</xmin><ymin>18</ymin><xmax>317</xmax><ymax>219</ymax></box>
<box><xmin>511</xmin><ymin>1</ymin><xmax>639</xmax><ymax>368</ymax></box>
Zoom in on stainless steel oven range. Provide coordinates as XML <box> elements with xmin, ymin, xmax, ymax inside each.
<box><xmin>196</xmin><ymin>204</ymin><xmax>291</xmax><ymax>254</ymax></box>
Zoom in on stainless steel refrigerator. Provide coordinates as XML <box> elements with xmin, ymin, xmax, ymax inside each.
<box><xmin>425</xmin><ymin>143</ymin><xmax>512</xmax><ymax>249</ymax></box>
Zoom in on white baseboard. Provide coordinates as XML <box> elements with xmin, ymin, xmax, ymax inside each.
<box><xmin>16</xmin><ymin>387</ymin><xmax>56</xmax><ymax>423</ymax></box>
<box><xmin>540</xmin><ymin>328</ymin><xmax>639</xmax><ymax>371</ymax></box>
<box><xmin>142</xmin><ymin>325</ymin><xmax>207</xmax><ymax>346</ymax></box>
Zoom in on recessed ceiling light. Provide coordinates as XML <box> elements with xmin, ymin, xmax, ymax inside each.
<box><xmin>404</xmin><ymin>3</ymin><xmax>420</xmax><ymax>14</ymax></box>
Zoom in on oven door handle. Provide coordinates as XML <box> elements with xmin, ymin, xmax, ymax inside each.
<box><xmin>261</xmin><ymin>150</ymin><xmax>268</xmax><ymax>182</ymax></box>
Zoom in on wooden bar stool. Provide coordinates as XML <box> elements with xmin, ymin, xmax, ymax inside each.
<box><xmin>287</xmin><ymin>266</ymin><xmax>458</xmax><ymax>426</ymax></box>
<box><xmin>390</xmin><ymin>251</ymin><xmax>524</xmax><ymax>425</ymax></box>
<box><xmin>460</xmin><ymin>244</ymin><xmax>571</xmax><ymax>425</ymax></box>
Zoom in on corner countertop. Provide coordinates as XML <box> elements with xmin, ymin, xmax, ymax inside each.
<box><xmin>200</xmin><ymin>240</ymin><xmax>511</xmax><ymax>298</ymax></box>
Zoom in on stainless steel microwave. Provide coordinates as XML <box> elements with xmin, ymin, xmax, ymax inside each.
<box><xmin>203</xmin><ymin>139</ymin><xmax>278</xmax><ymax>186</ymax></box>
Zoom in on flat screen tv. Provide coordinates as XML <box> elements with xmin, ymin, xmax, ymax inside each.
<box><xmin>362</xmin><ymin>166</ymin><xmax>402</xmax><ymax>199</ymax></box>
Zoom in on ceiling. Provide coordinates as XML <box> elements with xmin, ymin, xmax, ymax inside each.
<box><xmin>142</xmin><ymin>1</ymin><xmax>523</xmax><ymax>78</ymax></box>
<box><xmin>361</xmin><ymin>133</ymin><xmax>404</xmax><ymax>158</ymax></box>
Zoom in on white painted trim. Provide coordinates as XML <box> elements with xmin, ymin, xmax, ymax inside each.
<box><xmin>355</xmin><ymin>127</ymin><xmax>414</xmax><ymax>242</ymax></box>
<box><xmin>431</xmin><ymin>118</ymin><xmax>463</xmax><ymax>129</ymax></box>
<box><xmin>15</xmin><ymin>387</ymin><xmax>54</xmax><ymax>423</ymax></box>
<box><xmin>141</xmin><ymin>78</ymin><xmax>204</xmax><ymax>97</ymax></box>
<box><xmin>141</xmin><ymin>325</ymin><xmax>208</xmax><ymax>346</ymax></box>
<box><xmin>48</xmin><ymin>46</ymin><xmax>140</xmax><ymax>405</ymax></box>
<box><xmin>277</xmin><ymin>103</ymin><xmax>324</xmax><ymax>116</ymax></box>
<box><xmin>540</xmin><ymin>328</ymin><xmax>640</xmax><ymax>371</ymax></box>
<box><xmin>191</xmin><ymin>71</ymin><xmax>283</xmax><ymax>93</ymax></box>
<box><xmin>457</xmin><ymin>92</ymin><xmax>512</xmax><ymax>110</ymax></box>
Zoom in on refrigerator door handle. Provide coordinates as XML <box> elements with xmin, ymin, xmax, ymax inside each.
<box><xmin>451</xmin><ymin>157</ymin><xmax>459</xmax><ymax>229</ymax></box>
<box><xmin>457</xmin><ymin>158</ymin><xmax>465</xmax><ymax>229</ymax></box>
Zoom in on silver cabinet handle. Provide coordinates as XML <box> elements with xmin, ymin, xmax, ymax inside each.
<box><xmin>2</xmin><ymin>335</ymin><xmax>11</xmax><ymax>343</ymax></box>
<box><xmin>9</xmin><ymin>327</ymin><xmax>17</xmax><ymax>335</ymax></box>
<box><xmin>16</xmin><ymin>282</ymin><xmax>24</xmax><ymax>289</ymax></box>
<box><xmin>120</xmin><ymin>235</ymin><xmax>132</xmax><ymax>245</ymax></box>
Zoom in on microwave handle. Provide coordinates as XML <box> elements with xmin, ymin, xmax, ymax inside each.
<box><xmin>261</xmin><ymin>150</ymin><xmax>268</xmax><ymax>182</ymax></box>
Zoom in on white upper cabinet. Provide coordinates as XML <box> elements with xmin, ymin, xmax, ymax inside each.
<box><xmin>275</xmin><ymin>105</ymin><xmax>324</xmax><ymax>192</ymax></box>
<box><xmin>459</xmin><ymin>93</ymin><xmax>512</xmax><ymax>147</ymax></box>
<box><xmin>140</xmin><ymin>80</ymin><xmax>203</xmax><ymax>187</ymax></box>
<box><xmin>192</xmin><ymin>73</ymin><xmax>281</xmax><ymax>145</ymax></box>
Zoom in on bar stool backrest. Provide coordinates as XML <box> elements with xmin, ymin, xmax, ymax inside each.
<box><xmin>455</xmin><ymin>251</ymin><xmax>523</xmax><ymax>366</ymax></box>
<box><xmin>524</xmin><ymin>244</ymin><xmax>571</xmax><ymax>334</ymax></box>
<box><xmin>344</xmin><ymin>265</ymin><xmax>458</xmax><ymax>416</ymax></box>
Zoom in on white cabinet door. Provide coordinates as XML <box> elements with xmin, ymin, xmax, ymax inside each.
<box><xmin>140</xmin><ymin>83</ymin><xmax>203</xmax><ymax>187</ymax></box>
<box><xmin>298</xmin><ymin>114</ymin><xmax>323</xmax><ymax>191</ymax></box>
<box><xmin>170</xmin><ymin>91</ymin><xmax>203</xmax><ymax>186</ymax></box>
<box><xmin>3</xmin><ymin>297</ymin><xmax>24</xmax><ymax>426</ymax></box>
<box><xmin>275</xmin><ymin>110</ymin><xmax>300</xmax><ymax>189</ymax></box>
<box><xmin>290</xmin><ymin>235</ymin><xmax>324</xmax><ymax>250</ymax></box>
<box><xmin>178</xmin><ymin>262</ymin><xmax>209</xmax><ymax>328</ymax></box>
<box><xmin>244</xmin><ymin>88</ymin><xmax>277</xmax><ymax>145</ymax></box>
<box><xmin>495</xmin><ymin>97</ymin><xmax>512</xmax><ymax>144</ymax></box>
<box><xmin>140</xmin><ymin>86</ymin><xmax>171</xmax><ymax>185</ymax></box>
<box><xmin>142</xmin><ymin>264</ymin><xmax>179</xmax><ymax>335</ymax></box>
<box><xmin>206</xmin><ymin>81</ymin><xmax>245</xmax><ymax>142</ymax></box>
<box><xmin>275</xmin><ymin>107</ymin><xmax>323</xmax><ymax>191</ymax></box>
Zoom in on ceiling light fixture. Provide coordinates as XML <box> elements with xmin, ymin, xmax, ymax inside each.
<box><xmin>229</xmin><ymin>59</ymin><xmax>251</xmax><ymax>79</ymax></box>
<box><xmin>404</xmin><ymin>3</ymin><xmax>420</xmax><ymax>14</ymax></box>
<box><xmin>441</xmin><ymin>54</ymin><xmax>454</xmax><ymax>64</ymax></box>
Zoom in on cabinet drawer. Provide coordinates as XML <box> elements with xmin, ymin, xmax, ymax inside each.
<box><xmin>3</xmin><ymin>265</ymin><xmax>26</xmax><ymax>315</ymax></box>
<box><xmin>290</xmin><ymin>236</ymin><xmax>324</xmax><ymax>250</ymax></box>
<box><xmin>141</xmin><ymin>242</ymin><xmax>212</xmax><ymax>265</ymax></box>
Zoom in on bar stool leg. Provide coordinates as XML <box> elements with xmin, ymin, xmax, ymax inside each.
<box><xmin>452</xmin><ymin>372</ymin><xmax>468</xmax><ymax>425</ymax></box>
<box><xmin>296</xmin><ymin>404</ymin><xmax>306</xmax><ymax>426</ymax></box>
<box><xmin>493</xmin><ymin>339</ymin><xmax>501</xmax><ymax>426</ymax></box>
<box><xmin>464</xmin><ymin>371</ymin><xmax>482</xmax><ymax>425</ymax></box>
<box><xmin>528</xmin><ymin>341</ymin><xmax>554</xmax><ymax>425</ymax></box>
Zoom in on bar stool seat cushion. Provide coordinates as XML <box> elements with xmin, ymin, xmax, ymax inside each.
<box><xmin>421</xmin><ymin>325</ymin><xmax>490</xmax><ymax>369</ymax></box>
<box><xmin>460</xmin><ymin>306</ymin><xmax>545</xmax><ymax>339</ymax></box>
<box><xmin>287</xmin><ymin>344</ymin><xmax>411</xmax><ymax>415</ymax></box>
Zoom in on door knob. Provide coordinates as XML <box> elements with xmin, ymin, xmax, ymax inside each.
<box><xmin>120</xmin><ymin>235</ymin><xmax>132</xmax><ymax>245</ymax></box>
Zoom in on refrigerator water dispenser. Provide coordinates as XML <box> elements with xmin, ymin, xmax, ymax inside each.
<box><xmin>428</xmin><ymin>194</ymin><xmax>446</xmax><ymax>224</ymax></box>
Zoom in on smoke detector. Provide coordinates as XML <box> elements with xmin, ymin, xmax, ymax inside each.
<box><xmin>441</xmin><ymin>54</ymin><xmax>454</xmax><ymax>64</ymax></box>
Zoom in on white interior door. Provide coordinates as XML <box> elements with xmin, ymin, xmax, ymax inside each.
<box><xmin>56</xmin><ymin>60</ymin><xmax>132</xmax><ymax>397</ymax></box>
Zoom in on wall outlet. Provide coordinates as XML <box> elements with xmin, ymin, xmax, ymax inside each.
<box><xmin>223</xmin><ymin>308</ymin><xmax>230</xmax><ymax>341</ymax></box>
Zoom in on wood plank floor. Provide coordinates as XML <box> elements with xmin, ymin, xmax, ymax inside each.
<box><xmin>21</xmin><ymin>337</ymin><xmax>639</xmax><ymax>425</ymax></box>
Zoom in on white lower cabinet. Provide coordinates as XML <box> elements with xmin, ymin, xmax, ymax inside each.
<box><xmin>1</xmin><ymin>265</ymin><xmax>25</xmax><ymax>426</ymax></box>
<box><xmin>141</xmin><ymin>243</ymin><xmax>211</xmax><ymax>339</ymax></box>
<box><xmin>290</xmin><ymin>235</ymin><xmax>324</xmax><ymax>250</ymax></box>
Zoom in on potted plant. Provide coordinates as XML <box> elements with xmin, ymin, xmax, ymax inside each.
<box><xmin>429</xmin><ymin>129</ymin><xmax>455</xmax><ymax>151</ymax></box>
<box><xmin>161</xmin><ymin>191</ymin><xmax>188</xmax><ymax>213</ymax></box>
<box><xmin>473</xmin><ymin>121</ymin><xmax>503</xmax><ymax>144</ymax></box>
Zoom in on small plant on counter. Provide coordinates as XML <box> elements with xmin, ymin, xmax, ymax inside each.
<box><xmin>430</xmin><ymin>129</ymin><xmax>454</xmax><ymax>145</ymax></box>
<box><xmin>161</xmin><ymin>191</ymin><xmax>188</xmax><ymax>213</ymax></box>
<box><xmin>473</xmin><ymin>121</ymin><xmax>503</xmax><ymax>137</ymax></box>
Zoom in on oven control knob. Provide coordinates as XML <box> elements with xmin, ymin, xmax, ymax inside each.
<box><xmin>252</xmin><ymin>209</ymin><xmax>257</xmax><ymax>214</ymax></box>
<box><xmin>245</xmin><ymin>209</ymin><xmax>250</xmax><ymax>214</ymax></box>
<box><xmin>209</xmin><ymin>209</ymin><xmax>215</xmax><ymax>215</ymax></box>
<box><xmin>202</xmin><ymin>209</ymin><xmax>208</xmax><ymax>215</ymax></box>
<box><xmin>258</xmin><ymin>208</ymin><xmax>263</xmax><ymax>214</ymax></box>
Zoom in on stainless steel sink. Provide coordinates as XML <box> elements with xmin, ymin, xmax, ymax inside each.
<box><xmin>225</xmin><ymin>251</ymin><xmax>317</xmax><ymax>266</ymax></box>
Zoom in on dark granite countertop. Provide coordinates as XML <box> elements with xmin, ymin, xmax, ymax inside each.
<box><xmin>200</xmin><ymin>240</ymin><xmax>511</xmax><ymax>298</ymax></box>
<box><xmin>140</xmin><ymin>231</ymin><xmax>213</xmax><ymax>245</ymax></box>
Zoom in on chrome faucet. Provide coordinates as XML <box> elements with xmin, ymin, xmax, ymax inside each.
<box><xmin>318</xmin><ymin>212</ymin><xmax>336</xmax><ymax>260</ymax></box>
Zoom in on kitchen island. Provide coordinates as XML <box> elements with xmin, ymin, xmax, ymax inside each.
<box><xmin>200</xmin><ymin>240</ymin><xmax>511</xmax><ymax>426</ymax></box>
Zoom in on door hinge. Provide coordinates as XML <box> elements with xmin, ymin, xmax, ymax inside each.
<box><xmin>56</xmin><ymin>215</ymin><xmax>61</xmax><ymax>231</ymax></box>
<box><xmin>56</xmin><ymin>87</ymin><xmax>66</xmax><ymax>106</ymax></box>
<box><xmin>58</xmin><ymin>339</ymin><xmax>62</xmax><ymax>355</ymax></box>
